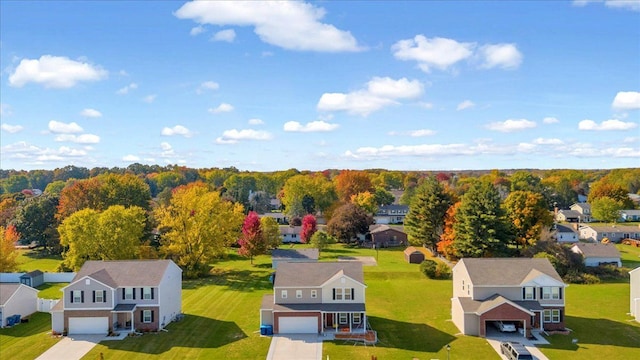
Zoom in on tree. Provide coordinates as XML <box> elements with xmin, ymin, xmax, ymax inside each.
<box><xmin>334</xmin><ymin>170</ymin><xmax>373</xmax><ymax>202</ymax></box>
<box><xmin>509</xmin><ymin>171</ymin><xmax>544</xmax><ymax>193</ymax></box>
<box><xmin>2</xmin><ymin>174</ymin><xmax>29</xmax><ymax>193</ymax></box>
<box><xmin>453</xmin><ymin>181</ymin><xmax>512</xmax><ymax>258</ymax></box>
<box><xmin>437</xmin><ymin>202</ymin><xmax>461</xmax><ymax>261</ymax></box>
<box><xmin>281</xmin><ymin>174</ymin><xmax>337</xmax><ymax>218</ymax></box>
<box><xmin>591</xmin><ymin>197</ymin><xmax>624</xmax><ymax>224</ymax></box>
<box><xmin>223</xmin><ymin>174</ymin><xmax>257</xmax><ymax>208</ymax></box>
<box><xmin>248</xmin><ymin>190</ymin><xmax>271</xmax><ymax>214</ymax></box>
<box><xmin>588</xmin><ymin>181</ymin><xmax>634</xmax><ymax>209</ymax></box>
<box><xmin>404</xmin><ymin>177</ymin><xmax>454</xmax><ymax>253</ymax></box>
<box><xmin>156</xmin><ymin>182</ymin><xmax>244</xmax><ymax>277</ymax></box>
<box><xmin>301</xmin><ymin>194</ymin><xmax>316</xmax><ymax>214</ymax></box>
<box><xmin>503</xmin><ymin>190</ymin><xmax>554</xmax><ymax>250</ymax></box>
<box><xmin>44</xmin><ymin>180</ymin><xmax>67</xmax><ymax>195</ymax></box>
<box><xmin>326</xmin><ymin>203</ymin><xmax>372</xmax><ymax>242</ymax></box>
<box><xmin>260</xmin><ymin>216</ymin><xmax>281</xmax><ymax>249</ymax></box>
<box><xmin>300</xmin><ymin>214</ymin><xmax>317</xmax><ymax>243</ymax></box>
<box><xmin>373</xmin><ymin>187</ymin><xmax>395</xmax><ymax>206</ymax></box>
<box><xmin>13</xmin><ymin>194</ymin><xmax>60</xmax><ymax>252</ymax></box>
<box><xmin>0</xmin><ymin>225</ymin><xmax>19</xmax><ymax>272</ymax></box>
<box><xmin>350</xmin><ymin>191</ymin><xmax>378</xmax><ymax>215</ymax></box>
<box><xmin>58</xmin><ymin>205</ymin><xmax>146</xmax><ymax>271</ymax></box>
<box><xmin>238</xmin><ymin>211</ymin><xmax>266</xmax><ymax>264</ymax></box>
<box><xmin>309</xmin><ymin>231</ymin><xmax>336</xmax><ymax>254</ymax></box>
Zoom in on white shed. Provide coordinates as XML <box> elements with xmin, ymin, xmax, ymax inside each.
<box><xmin>0</xmin><ymin>283</ymin><xmax>39</xmax><ymax>327</ymax></box>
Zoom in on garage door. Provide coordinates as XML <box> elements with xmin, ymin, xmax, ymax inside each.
<box><xmin>278</xmin><ymin>316</ymin><xmax>317</xmax><ymax>334</ymax></box>
<box><xmin>69</xmin><ymin>317</ymin><xmax>109</xmax><ymax>334</ymax></box>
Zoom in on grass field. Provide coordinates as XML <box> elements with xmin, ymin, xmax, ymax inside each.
<box><xmin>16</xmin><ymin>249</ymin><xmax>62</xmax><ymax>272</ymax></box>
<box><xmin>0</xmin><ymin>312</ymin><xmax>61</xmax><ymax>360</ymax></box>
<box><xmin>2</xmin><ymin>244</ymin><xmax>638</xmax><ymax>359</ymax></box>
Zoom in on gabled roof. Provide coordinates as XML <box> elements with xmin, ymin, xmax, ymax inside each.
<box><xmin>571</xmin><ymin>242</ymin><xmax>621</xmax><ymax>258</ymax></box>
<box><xmin>0</xmin><ymin>283</ymin><xmax>38</xmax><ymax>306</ymax></box>
<box><xmin>280</xmin><ymin>226</ymin><xmax>301</xmax><ymax>235</ymax></box>
<box><xmin>556</xmin><ymin>210</ymin><xmax>581</xmax><ymax>218</ymax></box>
<box><xmin>456</xmin><ymin>258</ymin><xmax>564</xmax><ymax>286</ymax></box>
<box><xmin>555</xmin><ymin>224</ymin><xmax>577</xmax><ymax>233</ymax></box>
<box><xmin>271</xmin><ymin>248</ymin><xmax>319</xmax><ymax>261</ymax></box>
<box><xmin>582</xmin><ymin>225</ymin><xmax>639</xmax><ymax>233</ymax></box>
<box><xmin>70</xmin><ymin>260</ymin><xmax>177</xmax><ymax>288</ymax></box>
<box><xmin>571</xmin><ymin>203</ymin><xmax>591</xmax><ymax>211</ymax></box>
<box><xmin>21</xmin><ymin>270</ymin><xmax>43</xmax><ymax>278</ymax></box>
<box><xmin>370</xmin><ymin>224</ymin><xmax>405</xmax><ymax>234</ymax></box>
<box><xmin>457</xmin><ymin>295</ymin><xmax>535</xmax><ymax>316</ymax></box>
<box><xmin>274</xmin><ymin>262</ymin><xmax>364</xmax><ymax>288</ymax></box>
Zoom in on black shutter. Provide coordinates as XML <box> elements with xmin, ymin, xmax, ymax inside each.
<box><xmin>81</xmin><ymin>291</ymin><xmax>84</xmax><ymax>303</ymax></box>
<box><xmin>559</xmin><ymin>288</ymin><xmax>563</xmax><ymax>300</ymax></box>
<box><xmin>133</xmin><ymin>288</ymin><xmax>136</xmax><ymax>300</ymax></box>
<box><xmin>151</xmin><ymin>288</ymin><xmax>154</xmax><ymax>300</ymax></box>
<box><xmin>332</xmin><ymin>289</ymin><xmax>336</xmax><ymax>300</ymax></box>
<box><xmin>140</xmin><ymin>311</ymin><xmax>144</xmax><ymax>322</ymax></box>
<box><xmin>103</xmin><ymin>290</ymin><xmax>107</xmax><ymax>303</ymax></box>
<box><xmin>522</xmin><ymin>288</ymin><xmax>525</xmax><ymax>299</ymax></box>
<box><xmin>70</xmin><ymin>291</ymin><xmax>74</xmax><ymax>303</ymax></box>
<box><xmin>93</xmin><ymin>291</ymin><xmax>96</xmax><ymax>302</ymax></box>
<box><xmin>351</xmin><ymin>288</ymin><xmax>354</xmax><ymax>300</ymax></box>
<box><xmin>539</xmin><ymin>288</ymin><xmax>543</xmax><ymax>299</ymax></box>
<box><xmin>151</xmin><ymin>311</ymin><xmax>154</xmax><ymax>323</ymax></box>
<box><xmin>122</xmin><ymin>288</ymin><xmax>125</xmax><ymax>300</ymax></box>
<box><xmin>140</xmin><ymin>288</ymin><xmax>144</xmax><ymax>299</ymax></box>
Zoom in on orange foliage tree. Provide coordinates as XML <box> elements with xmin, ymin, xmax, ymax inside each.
<box><xmin>437</xmin><ymin>202</ymin><xmax>461</xmax><ymax>261</ymax></box>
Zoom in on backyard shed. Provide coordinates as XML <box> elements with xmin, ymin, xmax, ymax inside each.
<box><xmin>404</xmin><ymin>246</ymin><xmax>425</xmax><ymax>264</ymax></box>
<box><xmin>20</xmin><ymin>270</ymin><xmax>44</xmax><ymax>288</ymax></box>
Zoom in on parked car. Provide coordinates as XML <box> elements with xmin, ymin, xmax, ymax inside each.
<box><xmin>494</xmin><ymin>320</ymin><xmax>517</xmax><ymax>332</ymax></box>
<box><xmin>500</xmin><ymin>342</ymin><xmax>533</xmax><ymax>360</ymax></box>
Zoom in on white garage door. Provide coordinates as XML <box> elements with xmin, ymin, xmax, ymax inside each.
<box><xmin>278</xmin><ymin>316</ymin><xmax>317</xmax><ymax>334</ymax></box>
<box><xmin>69</xmin><ymin>317</ymin><xmax>109</xmax><ymax>334</ymax></box>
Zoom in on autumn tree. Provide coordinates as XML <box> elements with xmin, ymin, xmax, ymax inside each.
<box><xmin>281</xmin><ymin>174</ymin><xmax>336</xmax><ymax>218</ymax></box>
<box><xmin>588</xmin><ymin>181</ymin><xmax>634</xmax><ymax>209</ymax></box>
<box><xmin>453</xmin><ymin>181</ymin><xmax>512</xmax><ymax>258</ymax></box>
<box><xmin>0</xmin><ymin>225</ymin><xmax>20</xmax><ymax>272</ymax></box>
<box><xmin>374</xmin><ymin>187</ymin><xmax>395</xmax><ymax>206</ymax></box>
<box><xmin>334</xmin><ymin>170</ymin><xmax>374</xmax><ymax>202</ymax></box>
<box><xmin>58</xmin><ymin>205</ymin><xmax>146</xmax><ymax>271</ymax></box>
<box><xmin>156</xmin><ymin>182</ymin><xmax>244</xmax><ymax>277</ymax></box>
<box><xmin>503</xmin><ymin>190</ymin><xmax>553</xmax><ymax>250</ymax></box>
<box><xmin>591</xmin><ymin>197</ymin><xmax>624</xmax><ymax>224</ymax></box>
<box><xmin>238</xmin><ymin>211</ymin><xmax>266</xmax><ymax>264</ymax></box>
<box><xmin>300</xmin><ymin>214</ymin><xmax>317</xmax><ymax>243</ymax></box>
<box><xmin>2</xmin><ymin>174</ymin><xmax>29</xmax><ymax>193</ymax></box>
<box><xmin>404</xmin><ymin>177</ymin><xmax>454</xmax><ymax>252</ymax></box>
<box><xmin>350</xmin><ymin>191</ymin><xmax>378</xmax><ymax>215</ymax></box>
<box><xmin>260</xmin><ymin>216</ymin><xmax>281</xmax><ymax>249</ymax></box>
<box><xmin>438</xmin><ymin>202</ymin><xmax>461</xmax><ymax>260</ymax></box>
<box><xmin>310</xmin><ymin>231</ymin><xmax>336</xmax><ymax>254</ymax></box>
<box><xmin>248</xmin><ymin>190</ymin><xmax>271</xmax><ymax>213</ymax></box>
<box><xmin>223</xmin><ymin>174</ymin><xmax>257</xmax><ymax>208</ymax></box>
<box><xmin>13</xmin><ymin>194</ymin><xmax>60</xmax><ymax>252</ymax></box>
<box><xmin>326</xmin><ymin>203</ymin><xmax>372</xmax><ymax>242</ymax></box>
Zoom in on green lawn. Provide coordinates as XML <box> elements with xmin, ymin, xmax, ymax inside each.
<box><xmin>16</xmin><ymin>249</ymin><xmax>63</xmax><ymax>272</ymax></box>
<box><xmin>3</xmin><ymin>244</ymin><xmax>639</xmax><ymax>359</ymax></box>
<box><xmin>36</xmin><ymin>282</ymin><xmax>67</xmax><ymax>299</ymax></box>
<box><xmin>0</xmin><ymin>312</ymin><xmax>60</xmax><ymax>359</ymax></box>
<box><xmin>617</xmin><ymin>243</ymin><xmax>640</xmax><ymax>269</ymax></box>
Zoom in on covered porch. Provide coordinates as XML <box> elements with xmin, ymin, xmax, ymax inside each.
<box><xmin>111</xmin><ymin>303</ymin><xmax>136</xmax><ymax>333</ymax></box>
<box><xmin>322</xmin><ymin>311</ymin><xmax>366</xmax><ymax>334</ymax></box>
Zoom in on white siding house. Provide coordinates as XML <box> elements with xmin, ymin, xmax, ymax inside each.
<box><xmin>631</xmin><ymin>267</ymin><xmax>640</xmax><ymax>323</ymax></box>
<box><xmin>0</xmin><ymin>284</ymin><xmax>39</xmax><ymax>327</ymax></box>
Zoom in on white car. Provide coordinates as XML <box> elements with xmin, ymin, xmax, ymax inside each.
<box><xmin>495</xmin><ymin>321</ymin><xmax>517</xmax><ymax>332</ymax></box>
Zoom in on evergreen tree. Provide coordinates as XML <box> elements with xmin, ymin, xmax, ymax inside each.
<box><xmin>404</xmin><ymin>177</ymin><xmax>453</xmax><ymax>252</ymax></box>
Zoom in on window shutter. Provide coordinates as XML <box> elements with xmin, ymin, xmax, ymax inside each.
<box><xmin>70</xmin><ymin>291</ymin><xmax>74</xmax><ymax>303</ymax></box>
<box><xmin>522</xmin><ymin>288</ymin><xmax>525</xmax><ymax>299</ymax></box>
<box><xmin>559</xmin><ymin>288</ymin><xmax>563</xmax><ymax>300</ymax></box>
<box><xmin>140</xmin><ymin>311</ymin><xmax>144</xmax><ymax>322</ymax></box>
<box><xmin>151</xmin><ymin>288</ymin><xmax>154</xmax><ymax>299</ymax></box>
<box><xmin>122</xmin><ymin>288</ymin><xmax>125</xmax><ymax>300</ymax></box>
<box><xmin>351</xmin><ymin>288</ymin><xmax>354</xmax><ymax>300</ymax></box>
<box><xmin>93</xmin><ymin>291</ymin><xmax>96</xmax><ymax>302</ymax></box>
<box><xmin>103</xmin><ymin>290</ymin><xmax>107</xmax><ymax>302</ymax></box>
<box><xmin>151</xmin><ymin>311</ymin><xmax>154</xmax><ymax>323</ymax></box>
<box><xmin>141</xmin><ymin>288</ymin><xmax>144</xmax><ymax>299</ymax></box>
<box><xmin>539</xmin><ymin>288</ymin><xmax>543</xmax><ymax>299</ymax></box>
<box><xmin>81</xmin><ymin>291</ymin><xmax>84</xmax><ymax>303</ymax></box>
<box><xmin>332</xmin><ymin>289</ymin><xmax>336</xmax><ymax>300</ymax></box>
<box><xmin>133</xmin><ymin>288</ymin><xmax>136</xmax><ymax>300</ymax></box>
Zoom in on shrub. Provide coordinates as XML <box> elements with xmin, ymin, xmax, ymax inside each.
<box><xmin>563</xmin><ymin>269</ymin><xmax>601</xmax><ymax>284</ymax></box>
<box><xmin>435</xmin><ymin>261</ymin><xmax>452</xmax><ymax>279</ymax></box>
<box><xmin>420</xmin><ymin>259</ymin><xmax>451</xmax><ymax>280</ymax></box>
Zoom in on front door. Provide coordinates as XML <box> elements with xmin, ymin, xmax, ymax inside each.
<box><xmin>325</xmin><ymin>313</ymin><xmax>334</xmax><ymax>327</ymax></box>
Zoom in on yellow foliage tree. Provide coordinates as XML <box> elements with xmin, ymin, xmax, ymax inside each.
<box><xmin>0</xmin><ymin>225</ymin><xmax>20</xmax><ymax>272</ymax></box>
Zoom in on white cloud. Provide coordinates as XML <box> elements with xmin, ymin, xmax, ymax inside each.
<box><xmin>216</xmin><ymin>129</ymin><xmax>272</xmax><ymax>144</ymax></box>
<box><xmin>122</xmin><ymin>154</ymin><xmax>141</xmax><ymax>162</ymax></box>
<box><xmin>54</xmin><ymin>134</ymin><xmax>100</xmax><ymax>144</ymax></box>
<box><xmin>317</xmin><ymin>76</ymin><xmax>424</xmax><ymax>116</ymax></box>
<box><xmin>175</xmin><ymin>1</ymin><xmax>362</xmax><ymax>52</ymax></box>
<box><xmin>48</xmin><ymin>120</ymin><xmax>83</xmax><ymax>133</ymax></box>
<box><xmin>391</xmin><ymin>35</ymin><xmax>474</xmax><ymax>72</ymax></box>
<box><xmin>212</xmin><ymin>29</ymin><xmax>236</xmax><ymax>42</ymax></box>
<box><xmin>197</xmin><ymin>81</ymin><xmax>219</xmax><ymax>94</ymax></box>
<box><xmin>209</xmin><ymin>103</ymin><xmax>235</xmax><ymax>113</ymax></box>
<box><xmin>612</xmin><ymin>91</ymin><xmax>640</xmax><ymax>110</ymax></box>
<box><xmin>283</xmin><ymin>120</ymin><xmax>339</xmax><ymax>132</ymax></box>
<box><xmin>485</xmin><ymin>119</ymin><xmax>537</xmax><ymax>132</ymax></box>
<box><xmin>578</xmin><ymin>119</ymin><xmax>638</xmax><ymax>131</ymax></box>
<box><xmin>543</xmin><ymin>117</ymin><xmax>560</xmax><ymax>124</ymax></box>
<box><xmin>456</xmin><ymin>100</ymin><xmax>475</xmax><ymax>111</ymax></box>
<box><xmin>161</xmin><ymin>125</ymin><xmax>193</xmax><ymax>137</ymax></box>
<box><xmin>418</xmin><ymin>102</ymin><xmax>434</xmax><ymax>109</ymax></box>
<box><xmin>623</xmin><ymin>136</ymin><xmax>639</xmax><ymax>143</ymax></box>
<box><xmin>190</xmin><ymin>25</ymin><xmax>206</xmax><ymax>36</ymax></box>
<box><xmin>116</xmin><ymin>82</ymin><xmax>138</xmax><ymax>95</ymax></box>
<box><xmin>0</xmin><ymin>103</ymin><xmax>12</xmax><ymax>117</ymax></box>
<box><xmin>248</xmin><ymin>118</ymin><xmax>264</xmax><ymax>125</ymax></box>
<box><xmin>388</xmin><ymin>129</ymin><xmax>436</xmax><ymax>137</ymax></box>
<box><xmin>478</xmin><ymin>43</ymin><xmax>523</xmax><ymax>69</ymax></box>
<box><xmin>606</xmin><ymin>0</ymin><xmax>640</xmax><ymax>11</ymax></box>
<box><xmin>345</xmin><ymin>143</ymin><xmax>474</xmax><ymax>159</ymax></box>
<box><xmin>143</xmin><ymin>94</ymin><xmax>157</xmax><ymax>103</ymax></box>
<box><xmin>1</xmin><ymin>141</ymin><xmax>95</xmax><ymax>165</ymax></box>
<box><xmin>8</xmin><ymin>55</ymin><xmax>107</xmax><ymax>88</ymax></box>
<box><xmin>1</xmin><ymin>123</ymin><xmax>23</xmax><ymax>133</ymax></box>
<box><xmin>80</xmin><ymin>108</ymin><xmax>102</xmax><ymax>118</ymax></box>
<box><xmin>533</xmin><ymin>137</ymin><xmax>564</xmax><ymax>145</ymax></box>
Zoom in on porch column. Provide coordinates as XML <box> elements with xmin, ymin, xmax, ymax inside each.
<box><xmin>349</xmin><ymin>312</ymin><xmax>352</xmax><ymax>332</ymax></box>
<box><xmin>130</xmin><ymin>311</ymin><xmax>134</xmax><ymax>332</ymax></box>
<box><xmin>363</xmin><ymin>313</ymin><xmax>367</xmax><ymax>331</ymax></box>
<box><xmin>321</xmin><ymin>312</ymin><xmax>324</xmax><ymax>334</ymax></box>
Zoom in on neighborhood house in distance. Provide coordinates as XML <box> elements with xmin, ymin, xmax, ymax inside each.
<box><xmin>51</xmin><ymin>259</ymin><xmax>182</xmax><ymax>335</ymax></box>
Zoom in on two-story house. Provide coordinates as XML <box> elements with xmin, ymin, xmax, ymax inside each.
<box><xmin>451</xmin><ymin>258</ymin><xmax>567</xmax><ymax>338</ymax></box>
<box><xmin>260</xmin><ymin>262</ymin><xmax>366</xmax><ymax>335</ymax></box>
<box><xmin>373</xmin><ymin>204</ymin><xmax>409</xmax><ymax>225</ymax></box>
<box><xmin>570</xmin><ymin>203</ymin><xmax>593</xmax><ymax>223</ymax></box>
<box><xmin>51</xmin><ymin>259</ymin><xmax>182</xmax><ymax>335</ymax></box>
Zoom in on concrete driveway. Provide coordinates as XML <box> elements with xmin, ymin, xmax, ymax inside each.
<box><xmin>36</xmin><ymin>335</ymin><xmax>104</xmax><ymax>360</ymax></box>
<box><xmin>266</xmin><ymin>334</ymin><xmax>323</xmax><ymax>360</ymax></box>
<box><xmin>485</xmin><ymin>330</ymin><xmax>549</xmax><ymax>360</ymax></box>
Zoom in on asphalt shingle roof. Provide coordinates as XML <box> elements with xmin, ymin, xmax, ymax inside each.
<box><xmin>274</xmin><ymin>262</ymin><xmax>364</xmax><ymax>288</ymax></box>
<box><xmin>72</xmin><ymin>260</ymin><xmax>174</xmax><ymax>288</ymax></box>
<box><xmin>572</xmin><ymin>242</ymin><xmax>621</xmax><ymax>258</ymax></box>
<box><xmin>458</xmin><ymin>258</ymin><xmax>563</xmax><ymax>286</ymax></box>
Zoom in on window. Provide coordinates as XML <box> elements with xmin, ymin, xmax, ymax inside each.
<box><xmin>72</xmin><ymin>290</ymin><xmax>83</xmax><ymax>303</ymax></box>
<box><xmin>543</xmin><ymin>310</ymin><xmax>551</xmax><ymax>322</ymax></box>
<box><xmin>142</xmin><ymin>310</ymin><xmax>153</xmax><ymax>323</ymax></box>
<box><xmin>94</xmin><ymin>290</ymin><xmax>105</xmax><ymax>303</ymax></box>
<box><xmin>296</xmin><ymin>290</ymin><xmax>302</xmax><ymax>298</ymax></box>
<box><xmin>124</xmin><ymin>287</ymin><xmax>134</xmax><ymax>300</ymax></box>
<box><xmin>544</xmin><ymin>309</ymin><xmax>561</xmax><ymax>323</ymax></box>
<box><xmin>281</xmin><ymin>290</ymin><xmax>287</xmax><ymax>299</ymax></box>
<box><xmin>542</xmin><ymin>287</ymin><xmax>561</xmax><ymax>300</ymax></box>
<box><xmin>311</xmin><ymin>290</ymin><xmax>317</xmax><ymax>298</ymax></box>
<box><xmin>334</xmin><ymin>288</ymin><xmax>343</xmax><ymax>300</ymax></box>
<box><xmin>143</xmin><ymin>287</ymin><xmax>153</xmax><ymax>300</ymax></box>
<box><xmin>352</xmin><ymin>313</ymin><xmax>362</xmax><ymax>324</ymax></box>
<box><xmin>339</xmin><ymin>313</ymin><xmax>348</xmax><ymax>324</ymax></box>
<box><xmin>333</xmin><ymin>288</ymin><xmax>354</xmax><ymax>301</ymax></box>
<box><xmin>524</xmin><ymin>287</ymin><xmax>535</xmax><ymax>300</ymax></box>
<box><xmin>344</xmin><ymin>288</ymin><xmax>353</xmax><ymax>300</ymax></box>
<box><xmin>462</xmin><ymin>280</ymin><xmax>465</xmax><ymax>290</ymax></box>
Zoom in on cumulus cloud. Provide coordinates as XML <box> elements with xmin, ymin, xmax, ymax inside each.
<box><xmin>80</xmin><ymin>108</ymin><xmax>102</xmax><ymax>118</ymax></box>
<box><xmin>190</xmin><ymin>25</ymin><xmax>206</xmax><ymax>36</ymax></box>
<box><xmin>574</xmin><ymin>0</ymin><xmax>640</xmax><ymax>11</ymax></box>
<box><xmin>197</xmin><ymin>81</ymin><xmax>219</xmax><ymax>94</ymax></box>
<box><xmin>388</xmin><ymin>129</ymin><xmax>436</xmax><ymax>137</ymax></box>
<box><xmin>161</xmin><ymin>125</ymin><xmax>193</xmax><ymax>137</ymax></box>
<box><xmin>1</xmin><ymin>141</ymin><xmax>92</xmax><ymax>165</ymax></box>
<box><xmin>478</xmin><ymin>43</ymin><xmax>523</xmax><ymax>69</ymax></box>
<box><xmin>8</xmin><ymin>55</ymin><xmax>107</xmax><ymax>88</ymax></box>
<box><xmin>117</xmin><ymin>83</ymin><xmax>138</xmax><ymax>95</ymax></box>
<box><xmin>1</xmin><ymin>123</ymin><xmax>23</xmax><ymax>133</ymax></box>
<box><xmin>175</xmin><ymin>1</ymin><xmax>363</xmax><ymax>52</ymax></box>
<box><xmin>54</xmin><ymin>134</ymin><xmax>100</xmax><ymax>144</ymax></box>
<box><xmin>143</xmin><ymin>94</ymin><xmax>157</xmax><ymax>103</ymax></box>
<box><xmin>49</xmin><ymin>120</ymin><xmax>83</xmax><ymax>134</ymax></box>
<box><xmin>612</xmin><ymin>91</ymin><xmax>640</xmax><ymax>110</ymax></box>
<box><xmin>485</xmin><ymin>119</ymin><xmax>537</xmax><ymax>132</ymax></box>
<box><xmin>533</xmin><ymin>137</ymin><xmax>564</xmax><ymax>145</ymax></box>
<box><xmin>543</xmin><ymin>117</ymin><xmax>559</xmax><ymax>124</ymax></box>
<box><xmin>345</xmin><ymin>143</ymin><xmax>474</xmax><ymax>159</ymax></box>
<box><xmin>122</xmin><ymin>154</ymin><xmax>141</xmax><ymax>162</ymax></box>
<box><xmin>248</xmin><ymin>118</ymin><xmax>264</xmax><ymax>125</ymax></box>
<box><xmin>578</xmin><ymin>119</ymin><xmax>638</xmax><ymax>131</ymax></box>
<box><xmin>391</xmin><ymin>35</ymin><xmax>474</xmax><ymax>72</ymax></box>
<box><xmin>212</xmin><ymin>29</ymin><xmax>236</xmax><ymax>42</ymax></box>
<box><xmin>456</xmin><ymin>100</ymin><xmax>475</xmax><ymax>111</ymax></box>
<box><xmin>283</xmin><ymin>120</ymin><xmax>339</xmax><ymax>132</ymax></box>
<box><xmin>215</xmin><ymin>129</ymin><xmax>272</xmax><ymax>144</ymax></box>
<box><xmin>209</xmin><ymin>103</ymin><xmax>234</xmax><ymax>113</ymax></box>
<box><xmin>317</xmin><ymin>76</ymin><xmax>424</xmax><ymax>116</ymax></box>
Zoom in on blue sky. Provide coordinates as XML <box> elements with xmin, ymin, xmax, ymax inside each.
<box><xmin>1</xmin><ymin>0</ymin><xmax>639</xmax><ymax>172</ymax></box>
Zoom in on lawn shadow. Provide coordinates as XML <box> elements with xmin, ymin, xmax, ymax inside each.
<box><xmin>538</xmin><ymin>316</ymin><xmax>640</xmax><ymax>351</ymax></box>
<box><xmin>366</xmin><ymin>316</ymin><xmax>456</xmax><ymax>352</ymax></box>
<box><xmin>98</xmin><ymin>315</ymin><xmax>246</xmax><ymax>354</ymax></box>
<box><xmin>0</xmin><ymin>312</ymin><xmax>51</xmax><ymax>338</ymax></box>
<box><xmin>21</xmin><ymin>249</ymin><xmax>62</xmax><ymax>260</ymax></box>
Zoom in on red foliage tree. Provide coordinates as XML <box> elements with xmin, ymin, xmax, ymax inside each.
<box><xmin>238</xmin><ymin>211</ymin><xmax>266</xmax><ymax>264</ymax></box>
<box><xmin>300</xmin><ymin>214</ymin><xmax>317</xmax><ymax>243</ymax></box>
<box><xmin>437</xmin><ymin>201</ymin><xmax>461</xmax><ymax>261</ymax></box>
